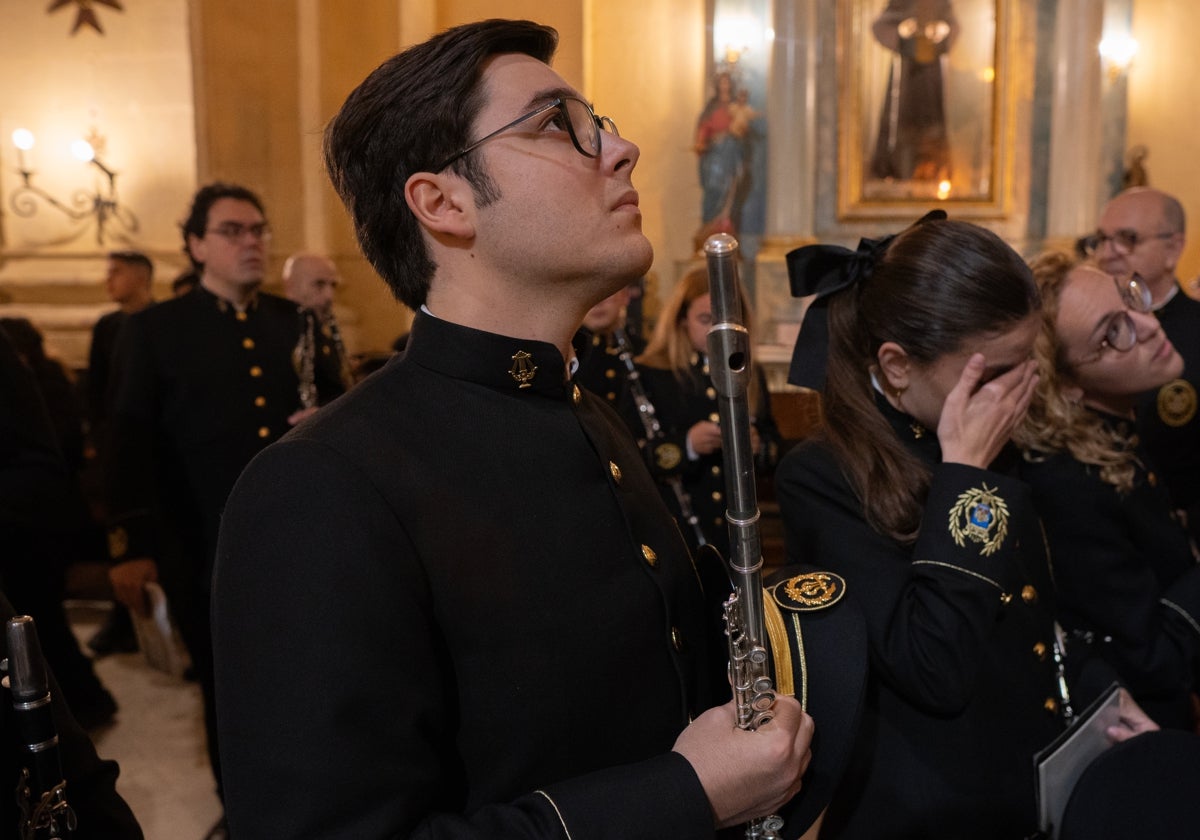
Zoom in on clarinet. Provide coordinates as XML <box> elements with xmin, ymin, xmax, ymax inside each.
<box><xmin>612</xmin><ymin>326</ymin><xmax>709</xmax><ymax>548</ymax></box>
<box><xmin>704</xmin><ymin>233</ymin><xmax>783</xmax><ymax>840</ymax></box>
<box><xmin>296</xmin><ymin>309</ymin><xmax>318</xmax><ymax>409</ymax></box>
<box><xmin>5</xmin><ymin>616</ymin><xmax>77</xmax><ymax>839</ymax></box>
<box><xmin>325</xmin><ymin>312</ymin><xmax>354</xmax><ymax>389</ymax></box>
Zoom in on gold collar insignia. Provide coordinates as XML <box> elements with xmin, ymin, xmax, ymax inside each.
<box><xmin>509</xmin><ymin>350</ymin><xmax>537</xmax><ymax>389</ymax></box>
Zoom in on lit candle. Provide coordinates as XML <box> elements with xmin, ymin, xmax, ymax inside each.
<box><xmin>12</xmin><ymin>128</ymin><xmax>34</xmax><ymax>172</ymax></box>
<box><xmin>71</xmin><ymin>138</ymin><xmax>96</xmax><ymax>163</ymax></box>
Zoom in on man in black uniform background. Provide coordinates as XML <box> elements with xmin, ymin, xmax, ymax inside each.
<box><xmin>1090</xmin><ymin>187</ymin><xmax>1200</xmax><ymax>543</ymax></box>
<box><xmin>212</xmin><ymin>19</ymin><xmax>813</xmax><ymax>839</ymax></box>
<box><xmin>281</xmin><ymin>251</ymin><xmax>353</xmax><ymax>398</ymax></box>
<box><xmin>85</xmin><ymin>249</ymin><xmax>155</xmax><ymax>658</ymax></box>
<box><xmin>87</xmin><ymin>250</ymin><xmax>156</xmax><ymax>441</ymax></box>
<box><xmin>103</xmin><ymin>183</ymin><xmax>339</xmax><ymax>806</ymax></box>
<box><xmin>572</xmin><ymin>283</ymin><xmax>642</xmax><ymax>408</ymax></box>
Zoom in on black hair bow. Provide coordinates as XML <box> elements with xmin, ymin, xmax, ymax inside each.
<box><xmin>785</xmin><ymin>210</ymin><xmax>947</xmax><ymax>389</ymax></box>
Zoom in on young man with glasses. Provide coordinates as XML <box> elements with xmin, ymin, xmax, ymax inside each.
<box><xmin>212</xmin><ymin>19</ymin><xmax>814</xmax><ymax>840</ymax></box>
<box><xmin>103</xmin><ymin>183</ymin><xmax>342</xmax><ymax>824</ymax></box>
<box><xmin>1089</xmin><ymin>187</ymin><xmax>1200</xmax><ymax>543</ymax></box>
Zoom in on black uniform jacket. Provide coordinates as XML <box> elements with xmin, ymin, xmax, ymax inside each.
<box><xmin>1138</xmin><ymin>289</ymin><xmax>1200</xmax><ymax>538</ymax></box>
<box><xmin>622</xmin><ymin>355</ymin><xmax>780</xmax><ymax>559</ymax></box>
<box><xmin>104</xmin><ymin>285</ymin><xmax>331</xmax><ymax>589</ymax></box>
<box><xmin>572</xmin><ymin>326</ymin><xmax>642</xmax><ymax>409</ymax></box>
<box><xmin>87</xmin><ymin>308</ymin><xmax>126</xmax><ymax>432</ymax></box>
<box><xmin>212</xmin><ymin>310</ymin><xmax>721</xmax><ymax>839</ymax></box>
<box><xmin>1019</xmin><ymin>410</ymin><xmax>1200</xmax><ymax>729</ymax></box>
<box><xmin>775</xmin><ymin>396</ymin><xmax>1062</xmax><ymax>839</ymax></box>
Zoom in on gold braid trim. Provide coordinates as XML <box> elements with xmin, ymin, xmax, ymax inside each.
<box><xmin>762</xmin><ymin>590</ymin><xmax>794</xmax><ymax>697</ymax></box>
<box><xmin>791</xmin><ymin>614</ymin><xmax>808</xmax><ymax>711</ymax></box>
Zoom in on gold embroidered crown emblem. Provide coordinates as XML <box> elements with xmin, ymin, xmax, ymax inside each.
<box><xmin>771</xmin><ymin>571</ymin><xmax>847</xmax><ymax>612</ymax></box>
<box><xmin>948</xmin><ymin>483</ymin><xmax>1009</xmax><ymax>556</ymax></box>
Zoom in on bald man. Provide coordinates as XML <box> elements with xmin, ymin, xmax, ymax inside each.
<box><xmin>282</xmin><ymin>253</ymin><xmax>340</xmax><ymax>320</ymax></box>
<box><xmin>281</xmin><ymin>253</ymin><xmax>352</xmax><ymax>397</ymax></box>
<box><xmin>1091</xmin><ymin>187</ymin><xmax>1200</xmax><ymax>540</ymax></box>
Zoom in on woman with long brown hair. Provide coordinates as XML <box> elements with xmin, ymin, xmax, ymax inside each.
<box><xmin>776</xmin><ymin>213</ymin><xmax>1065</xmax><ymax>838</ymax></box>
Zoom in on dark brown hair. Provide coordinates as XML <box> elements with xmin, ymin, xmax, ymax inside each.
<box><xmin>180</xmin><ymin>183</ymin><xmax>265</xmax><ymax>270</ymax></box>
<box><xmin>822</xmin><ymin>219</ymin><xmax>1040</xmax><ymax>542</ymax></box>
<box><xmin>323</xmin><ymin>19</ymin><xmax>557</xmax><ymax>310</ymax></box>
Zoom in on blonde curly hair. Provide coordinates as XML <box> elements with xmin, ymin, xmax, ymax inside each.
<box><xmin>1014</xmin><ymin>251</ymin><xmax>1137</xmax><ymax>492</ymax></box>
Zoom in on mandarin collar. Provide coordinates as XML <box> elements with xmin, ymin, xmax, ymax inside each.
<box><xmin>874</xmin><ymin>390</ymin><xmax>941</xmax><ymax>464</ymax></box>
<box><xmin>195</xmin><ymin>283</ymin><xmax>259</xmax><ymax>314</ymax></box>
<box><xmin>405</xmin><ymin>310</ymin><xmax>571</xmax><ymax>397</ymax></box>
<box><xmin>1085</xmin><ymin>405</ymin><xmax>1136</xmax><ymax>444</ymax></box>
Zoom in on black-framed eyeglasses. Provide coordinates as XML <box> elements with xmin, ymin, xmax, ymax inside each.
<box><xmin>206</xmin><ymin>222</ymin><xmax>271</xmax><ymax>242</ymax></box>
<box><xmin>1069</xmin><ymin>273</ymin><xmax>1153</xmax><ymax>366</ymax></box>
<box><xmin>434</xmin><ymin>96</ymin><xmax>618</xmax><ymax>172</ymax></box>
<box><xmin>1081</xmin><ymin>228</ymin><xmax>1176</xmax><ymax>256</ymax></box>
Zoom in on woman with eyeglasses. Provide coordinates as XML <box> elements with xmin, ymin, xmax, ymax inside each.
<box><xmin>1015</xmin><ymin>251</ymin><xmax>1200</xmax><ymax>731</ymax></box>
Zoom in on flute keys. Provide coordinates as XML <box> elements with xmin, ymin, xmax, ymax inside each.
<box><xmin>751</xmin><ymin>691</ymin><xmax>775</xmax><ymax>711</ymax></box>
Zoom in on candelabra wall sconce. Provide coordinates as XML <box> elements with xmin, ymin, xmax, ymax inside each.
<box><xmin>9</xmin><ymin>128</ymin><xmax>138</xmax><ymax>246</ymax></box>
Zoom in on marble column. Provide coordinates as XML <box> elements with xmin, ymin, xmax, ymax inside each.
<box><xmin>755</xmin><ymin>0</ymin><xmax>821</xmax><ymax>390</ymax></box>
<box><xmin>1043</xmin><ymin>0</ymin><xmax>1105</xmax><ymax>249</ymax></box>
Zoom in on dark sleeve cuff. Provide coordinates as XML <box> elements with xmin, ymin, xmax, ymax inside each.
<box><xmin>1162</xmin><ymin>565</ymin><xmax>1200</xmax><ymax>642</ymax></box>
<box><xmin>540</xmin><ymin>751</ymin><xmax>714</xmax><ymax>840</ymax></box>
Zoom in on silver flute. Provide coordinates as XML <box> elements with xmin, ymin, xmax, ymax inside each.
<box><xmin>704</xmin><ymin>233</ymin><xmax>783</xmax><ymax>840</ymax></box>
<box><xmin>612</xmin><ymin>326</ymin><xmax>709</xmax><ymax>548</ymax></box>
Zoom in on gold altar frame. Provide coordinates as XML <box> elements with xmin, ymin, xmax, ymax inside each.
<box><xmin>837</xmin><ymin>0</ymin><xmax>1015</xmax><ymax>220</ymax></box>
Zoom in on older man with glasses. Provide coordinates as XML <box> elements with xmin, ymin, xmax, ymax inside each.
<box><xmin>1086</xmin><ymin>186</ymin><xmax>1200</xmax><ymax>543</ymax></box>
<box><xmin>103</xmin><ymin>183</ymin><xmax>343</xmax><ymax>835</ymax></box>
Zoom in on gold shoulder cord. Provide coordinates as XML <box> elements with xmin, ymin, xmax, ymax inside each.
<box><xmin>762</xmin><ymin>591</ymin><xmax>806</xmax><ymax>705</ymax></box>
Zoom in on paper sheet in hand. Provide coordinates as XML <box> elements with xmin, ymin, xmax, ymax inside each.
<box><xmin>1034</xmin><ymin>682</ymin><xmax>1122</xmax><ymax>838</ymax></box>
<box><xmin>129</xmin><ymin>581</ymin><xmax>188</xmax><ymax>678</ymax></box>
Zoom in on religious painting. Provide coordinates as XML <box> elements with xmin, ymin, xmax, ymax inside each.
<box><xmin>693</xmin><ymin>0</ymin><xmax>770</xmax><ymax>251</ymax></box>
<box><xmin>838</xmin><ymin>0</ymin><xmax>1014</xmax><ymax>219</ymax></box>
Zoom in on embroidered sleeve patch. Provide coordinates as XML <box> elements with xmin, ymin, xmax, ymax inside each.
<box><xmin>1157</xmin><ymin>379</ymin><xmax>1197</xmax><ymax>428</ymax></box>
<box><xmin>770</xmin><ymin>571</ymin><xmax>847</xmax><ymax>611</ymax></box>
<box><xmin>948</xmin><ymin>483</ymin><xmax>1009</xmax><ymax>556</ymax></box>
<box><xmin>653</xmin><ymin>442</ymin><xmax>683</xmax><ymax>470</ymax></box>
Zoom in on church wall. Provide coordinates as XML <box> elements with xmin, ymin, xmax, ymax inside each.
<box><xmin>0</xmin><ymin>0</ymin><xmax>197</xmax><ymax>366</ymax></box>
<box><xmin>2</xmin><ymin>0</ymin><xmax>1195</xmax><ymax>366</ymax></box>
<box><xmin>1127</xmin><ymin>0</ymin><xmax>1200</xmax><ymax>286</ymax></box>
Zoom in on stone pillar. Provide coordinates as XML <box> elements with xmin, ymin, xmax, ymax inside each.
<box><xmin>1043</xmin><ymin>0</ymin><xmax>1104</xmax><ymax>249</ymax></box>
<box><xmin>755</xmin><ymin>0</ymin><xmax>821</xmax><ymax>390</ymax></box>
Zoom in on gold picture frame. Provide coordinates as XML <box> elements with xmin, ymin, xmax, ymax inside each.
<box><xmin>838</xmin><ymin>0</ymin><xmax>1014</xmax><ymax>220</ymax></box>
